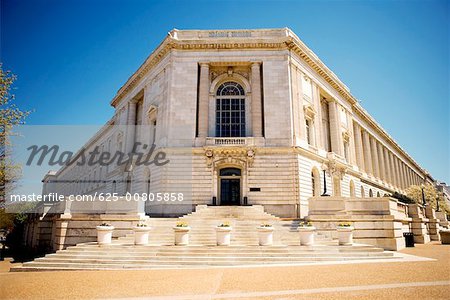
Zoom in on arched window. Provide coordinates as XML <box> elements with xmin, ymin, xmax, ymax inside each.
<box><xmin>369</xmin><ymin>189</ymin><xmax>373</xmax><ymax>197</ymax></box>
<box><xmin>219</xmin><ymin>168</ymin><xmax>241</xmax><ymax>176</ymax></box>
<box><xmin>112</xmin><ymin>180</ymin><xmax>116</xmax><ymax>193</ymax></box>
<box><xmin>215</xmin><ymin>82</ymin><xmax>246</xmax><ymax>137</ymax></box>
<box><xmin>311</xmin><ymin>168</ymin><xmax>321</xmax><ymax>196</ymax></box>
<box><xmin>361</xmin><ymin>186</ymin><xmax>365</xmax><ymax>198</ymax></box>
<box><xmin>349</xmin><ymin>180</ymin><xmax>355</xmax><ymax>197</ymax></box>
<box><xmin>376</xmin><ymin>191</ymin><xmax>381</xmax><ymax>197</ymax></box>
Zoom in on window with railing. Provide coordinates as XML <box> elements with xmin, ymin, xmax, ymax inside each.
<box><xmin>215</xmin><ymin>82</ymin><xmax>246</xmax><ymax>137</ymax></box>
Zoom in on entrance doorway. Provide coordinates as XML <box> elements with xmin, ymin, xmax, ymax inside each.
<box><xmin>219</xmin><ymin>168</ymin><xmax>241</xmax><ymax>205</ymax></box>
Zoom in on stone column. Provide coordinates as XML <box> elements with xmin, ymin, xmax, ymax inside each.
<box><xmin>348</xmin><ymin>115</ymin><xmax>357</xmax><ymax>165</ymax></box>
<box><xmin>353</xmin><ymin>123</ymin><xmax>364</xmax><ymax>170</ymax></box>
<box><xmin>410</xmin><ymin>169</ymin><xmax>413</xmax><ymax>187</ymax></box>
<box><xmin>328</xmin><ymin>100</ymin><xmax>343</xmax><ymax>156</ymax></box>
<box><xmin>378</xmin><ymin>142</ymin><xmax>386</xmax><ymax>182</ymax></box>
<box><xmin>400</xmin><ymin>163</ymin><xmax>406</xmax><ymax>189</ymax></box>
<box><xmin>402</xmin><ymin>162</ymin><xmax>407</xmax><ymax>189</ymax></box>
<box><xmin>395</xmin><ymin>156</ymin><xmax>402</xmax><ymax>189</ymax></box>
<box><xmin>251</xmin><ymin>62</ymin><xmax>263</xmax><ymax>137</ymax></box>
<box><xmin>389</xmin><ymin>152</ymin><xmax>396</xmax><ymax>187</ymax></box>
<box><xmin>291</xmin><ymin>67</ymin><xmax>301</xmax><ymax>142</ymax></box>
<box><xmin>312</xmin><ymin>82</ymin><xmax>323</xmax><ymax>148</ymax></box>
<box><xmin>383</xmin><ymin>147</ymin><xmax>391</xmax><ymax>185</ymax></box>
<box><xmin>198</xmin><ymin>63</ymin><xmax>210</xmax><ymax>138</ymax></box>
<box><xmin>362</xmin><ymin>130</ymin><xmax>373</xmax><ymax>175</ymax></box>
<box><xmin>370</xmin><ymin>136</ymin><xmax>380</xmax><ymax>179</ymax></box>
<box><xmin>126</xmin><ymin>100</ymin><xmax>137</xmax><ymax>154</ymax></box>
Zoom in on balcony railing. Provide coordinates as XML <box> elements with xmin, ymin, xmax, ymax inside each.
<box><xmin>205</xmin><ymin>137</ymin><xmax>253</xmax><ymax>146</ymax></box>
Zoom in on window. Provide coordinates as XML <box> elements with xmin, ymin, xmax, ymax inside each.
<box><xmin>220</xmin><ymin>168</ymin><xmax>241</xmax><ymax>176</ymax></box>
<box><xmin>343</xmin><ymin>141</ymin><xmax>349</xmax><ymax>161</ymax></box>
<box><xmin>112</xmin><ymin>180</ymin><xmax>116</xmax><ymax>193</ymax></box>
<box><xmin>215</xmin><ymin>82</ymin><xmax>246</xmax><ymax>137</ymax></box>
<box><xmin>151</xmin><ymin>120</ymin><xmax>157</xmax><ymax>145</ymax></box>
<box><xmin>305</xmin><ymin>119</ymin><xmax>311</xmax><ymax>145</ymax></box>
<box><xmin>321</xmin><ymin>99</ymin><xmax>331</xmax><ymax>151</ymax></box>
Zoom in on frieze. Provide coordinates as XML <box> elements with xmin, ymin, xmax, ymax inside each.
<box><xmin>208</xmin><ymin>31</ymin><xmax>252</xmax><ymax>38</ymax></box>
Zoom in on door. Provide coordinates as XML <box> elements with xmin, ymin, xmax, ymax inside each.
<box><xmin>220</xmin><ymin>178</ymin><xmax>241</xmax><ymax>205</ymax></box>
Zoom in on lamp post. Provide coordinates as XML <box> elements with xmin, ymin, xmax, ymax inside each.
<box><xmin>436</xmin><ymin>193</ymin><xmax>440</xmax><ymax>212</ymax></box>
<box><xmin>321</xmin><ymin>163</ymin><xmax>330</xmax><ymax>197</ymax></box>
<box><xmin>124</xmin><ymin>162</ymin><xmax>134</xmax><ymax>194</ymax></box>
<box><xmin>421</xmin><ymin>185</ymin><xmax>426</xmax><ymax>206</ymax></box>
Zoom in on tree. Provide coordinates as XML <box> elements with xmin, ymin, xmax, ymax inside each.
<box><xmin>405</xmin><ymin>184</ymin><xmax>450</xmax><ymax>214</ymax></box>
<box><xmin>0</xmin><ymin>64</ymin><xmax>31</xmax><ymax>229</ymax></box>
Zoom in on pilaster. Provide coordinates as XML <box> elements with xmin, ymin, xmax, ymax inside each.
<box><xmin>370</xmin><ymin>136</ymin><xmax>380</xmax><ymax>179</ymax></box>
<box><xmin>198</xmin><ymin>62</ymin><xmax>210</xmax><ymax>138</ymax></box>
<box><xmin>251</xmin><ymin>62</ymin><xmax>263</xmax><ymax>137</ymax></box>
<box><xmin>353</xmin><ymin>123</ymin><xmax>364</xmax><ymax>171</ymax></box>
<box><xmin>362</xmin><ymin>130</ymin><xmax>373</xmax><ymax>175</ymax></box>
<box><xmin>328</xmin><ymin>100</ymin><xmax>343</xmax><ymax>156</ymax></box>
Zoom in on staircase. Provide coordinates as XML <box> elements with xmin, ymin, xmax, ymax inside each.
<box><xmin>11</xmin><ymin>205</ymin><xmax>398</xmax><ymax>271</ymax></box>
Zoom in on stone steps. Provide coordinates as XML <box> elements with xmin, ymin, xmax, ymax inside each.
<box><xmin>11</xmin><ymin>205</ymin><xmax>399</xmax><ymax>271</ymax></box>
<box><xmin>16</xmin><ymin>255</ymin><xmax>397</xmax><ymax>271</ymax></box>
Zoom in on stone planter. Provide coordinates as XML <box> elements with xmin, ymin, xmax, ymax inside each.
<box><xmin>133</xmin><ymin>226</ymin><xmax>151</xmax><ymax>245</ymax></box>
<box><xmin>298</xmin><ymin>226</ymin><xmax>316</xmax><ymax>246</ymax></box>
<box><xmin>173</xmin><ymin>226</ymin><xmax>190</xmax><ymax>246</ymax></box>
<box><xmin>337</xmin><ymin>226</ymin><xmax>354</xmax><ymax>246</ymax></box>
<box><xmin>96</xmin><ymin>226</ymin><xmax>114</xmax><ymax>245</ymax></box>
<box><xmin>440</xmin><ymin>230</ymin><xmax>450</xmax><ymax>244</ymax></box>
<box><xmin>257</xmin><ymin>226</ymin><xmax>274</xmax><ymax>246</ymax></box>
<box><xmin>216</xmin><ymin>226</ymin><xmax>232</xmax><ymax>246</ymax></box>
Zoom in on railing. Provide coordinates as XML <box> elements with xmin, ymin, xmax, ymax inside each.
<box><xmin>205</xmin><ymin>137</ymin><xmax>252</xmax><ymax>146</ymax></box>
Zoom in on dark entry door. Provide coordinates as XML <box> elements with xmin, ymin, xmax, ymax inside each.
<box><xmin>220</xmin><ymin>179</ymin><xmax>240</xmax><ymax>205</ymax></box>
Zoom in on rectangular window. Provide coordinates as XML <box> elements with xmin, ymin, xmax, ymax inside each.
<box><xmin>151</xmin><ymin>120</ymin><xmax>157</xmax><ymax>145</ymax></box>
<box><xmin>321</xmin><ymin>99</ymin><xmax>331</xmax><ymax>151</ymax></box>
<box><xmin>305</xmin><ymin>119</ymin><xmax>311</xmax><ymax>144</ymax></box>
<box><xmin>344</xmin><ymin>141</ymin><xmax>349</xmax><ymax>161</ymax></box>
<box><xmin>215</xmin><ymin>98</ymin><xmax>245</xmax><ymax>137</ymax></box>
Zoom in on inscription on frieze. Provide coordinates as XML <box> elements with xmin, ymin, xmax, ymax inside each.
<box><xmin>208</xmin><ymin>31</ymin><xmax>252</xmax><ymax>38</ymax></box>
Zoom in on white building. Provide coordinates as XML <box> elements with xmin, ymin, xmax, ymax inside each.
<box><xmin>43</xmin><ymin>28</ymin><xmax>433</xmax><ymax>218</ymax></box>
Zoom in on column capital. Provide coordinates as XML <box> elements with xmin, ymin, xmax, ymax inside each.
<box><xmin>199</xmin><ymin>62</ymin><xmax>210</xmax><ymax>68</ymax></box>
<box><xmin>251</xmin><ymin>61</ymin><xmax>262</xmax><ymax>67</ymax></box>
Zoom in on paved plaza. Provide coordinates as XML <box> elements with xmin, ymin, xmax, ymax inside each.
<box><xmin>1</xmin><ymin>242</ymin><xmax>448</xmax><ymax>299</ymax></box>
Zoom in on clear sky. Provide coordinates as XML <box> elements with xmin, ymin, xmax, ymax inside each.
<box><xmin>1</xmin><ymin>0</ymin><xmax>449</xmax><ymax>183</ymax></box>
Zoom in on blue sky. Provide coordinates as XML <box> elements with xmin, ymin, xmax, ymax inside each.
<box><xmin>2</xmin><ymin>0</ymin><xmax>449</xmax><ymax>183</ymax></box>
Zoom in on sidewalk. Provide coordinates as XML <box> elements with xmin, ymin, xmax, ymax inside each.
<box><xmin>0</xmin><ymin>242</ymin><xmax>449</xmax><ymax>299</ymax></box>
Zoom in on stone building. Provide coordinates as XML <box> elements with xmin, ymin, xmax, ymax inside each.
<box><xmin>42</xmin><ymin>28</ymin><xmax>434</xmax><ymax>219</ymax></box>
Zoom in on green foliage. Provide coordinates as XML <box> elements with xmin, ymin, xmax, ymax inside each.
<box><xmin>390</xmin><ymin>192</ymin><xmax>415</xmax><ymax>204</ymax></box>
<box><xmin>0</xmin><ymin>64</ymin><xmax>31</xmax><ymax>229</ymax></box>
<box><xmin>405</xmin><ymin>184</ymin><xmax>450</xmax><ymax>214</ymax></box>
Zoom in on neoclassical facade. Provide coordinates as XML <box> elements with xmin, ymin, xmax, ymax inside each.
<box><xmin>43</xmin><ymin>28</ymin><xmax>435</xmax><ymax>218</ymax></box>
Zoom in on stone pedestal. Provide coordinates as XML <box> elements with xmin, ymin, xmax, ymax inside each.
<box><xmin>435</xmin><ymin>211</ymin><xmax>449</xmax><ymax>228</ymax></box>
<box><xmin>425</xmin><ymin>206</ymin><xmax>440</xmax><ymax>241</ymax></box>
<box><xmin>307</xmin><ymin>196</ymin><xmax>410</xmax><ymax>250</ymax></box>
<box><xmin>408</xmin><ymin>204</ymin><xmax>430</xmax><ymax>244</ymax></box>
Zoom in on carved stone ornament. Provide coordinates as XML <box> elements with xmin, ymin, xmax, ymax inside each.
<box><xmin>325</xmin><ymin>152</ymin><xmax>347</xmax><ymax>180</ymax></box>
<box><xmin>303</xmin><ymin>103</ymin><xmax>316</xmax><ymax>119</ymax></box>
<box><xmin>204</xmin><ymin>147</ymin><xmax>256</xmax><ymax>168</ymax></box>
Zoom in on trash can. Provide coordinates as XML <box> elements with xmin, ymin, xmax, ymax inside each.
<box><xmin>403</xmin><ymin>232</ymin><xmax>414</xmax><ymax>247</ymax></box>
